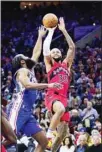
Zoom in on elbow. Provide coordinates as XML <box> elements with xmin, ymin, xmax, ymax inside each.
<box><xmin>24</xmin><ymin>84</ymin><xmax>31</xmax><ymax>89</ymax></box>
<box><xmin>69</xmin><ymin>44</ymin><xmax>75</xmax><ymax>50</ymax></box>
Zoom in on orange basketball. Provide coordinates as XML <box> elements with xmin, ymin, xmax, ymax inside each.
<box><xmin>42</xmin><ymin>13</ymin><xmax>58</xmax><ymax>28</ymax></box>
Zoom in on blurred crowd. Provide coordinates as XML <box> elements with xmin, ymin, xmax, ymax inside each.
<box><xmin>1</xmin><ymin>1</ymin><xmax>102</xmax><ymax>152</ymax></box>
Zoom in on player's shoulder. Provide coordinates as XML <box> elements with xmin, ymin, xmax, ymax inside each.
<box><xmin>18</xmin><ymin>68</ymin><xmax>29</xmax><ymax>74</ymax></box>
<box><xmin>62</xmin><ymin>61</ymin><xmax>68</xmax><ymax>67</ymax></box>
<box><xmin>62</xmin><ymin>61</ymin><xmax>71</xmax><ymax>73</ymax></box>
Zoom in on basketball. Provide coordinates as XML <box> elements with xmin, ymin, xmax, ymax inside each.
<box><xmin>42</xmin><ymin>13</ymin><xmax>58</xmax><ymax>28</ymax></box>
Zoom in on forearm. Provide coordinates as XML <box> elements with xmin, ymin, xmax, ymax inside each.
<box><xmin>63</xmin><ymin>29</ymin><xmax>75</xmax><ymax>65</ymax></box>
<box><xmin>31</xmin><ymin>35</ymin><xmax>42</xmax><ymax>62</ymax></box>
<box><xmin>24</xmin><ymin>82</ymin><xmax>48</xmax><ymax>90</ymax></box>
<box><xmin>61</xmin><ymin>29</ymin><xmax>75</xmax><ymax>48</ymax></box>
<box><xmin>19</xmin><ymin>71</ymin><xmax>49</xmax><ymax>90</ymax></box>
<box><xmin>43</xmin><ymin>30</ymin><xmax>54</xmax><ymax>56</ymax></box>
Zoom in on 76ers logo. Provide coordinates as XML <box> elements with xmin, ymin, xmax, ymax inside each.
<box><xmin>59</xmin><ymin>74</ymin><xmax>68</xmax><ymax>83</ymax></box>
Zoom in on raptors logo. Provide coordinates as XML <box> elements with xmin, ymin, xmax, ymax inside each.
<box><xmin>59</xmin><ymin>74</ymin><xmax>68</xmax><ymax>83</ymax></box>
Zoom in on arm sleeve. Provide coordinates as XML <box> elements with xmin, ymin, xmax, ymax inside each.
<box><xmin>43</xmin><ymin>30</ymin><xmax>54</xmax><ymax>56</ymax></box>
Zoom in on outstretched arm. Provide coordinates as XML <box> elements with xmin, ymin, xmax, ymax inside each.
<box><xmin>58</xmin><ymin>17</ymin><xmax>75</xmax><ymax>69</ymax></box>
<box><xmin>31</xmin><ymin>26</ymin><xmax>47</xmax><ymax>62</ymax></box>
<box><xmin>43</xmin><ymin>28</ymin><xmax>56</xmax><ymax>72</ymax></box>
<box><xmin>18</xmin><ymin>68</ymin><xmax>62</xmax><ymax>90</ymax></box>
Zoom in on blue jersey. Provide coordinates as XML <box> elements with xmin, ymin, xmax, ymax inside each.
<box><xmin>7</xmin><ymin>68</ymin><xmax>41</xmax><ymax>134</ymax></box>
<box><xmin>13</xmin><ymin>68</ymin><xmax>37</xmax><ymax>110</ymax></box>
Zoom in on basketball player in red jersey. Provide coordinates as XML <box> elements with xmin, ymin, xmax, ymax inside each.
<box><xmin>43</xmin><ymin>17</ymin><xmax>75</xmax><ymax>151</ymax></box>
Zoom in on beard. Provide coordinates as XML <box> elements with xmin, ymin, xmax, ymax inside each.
<box><xmin>52</xmin><ymin>57</ymin><xmax>62</xmax><ymax>62</ymax></box>
<box><xmin>26</xmin><ymin>59</ymin><xmax>35</xmax><ymax>69</ymax></box>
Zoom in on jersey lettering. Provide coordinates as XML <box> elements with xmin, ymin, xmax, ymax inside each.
<box><xmin>59</xmin><ymin>74</ymin><xmax>68</xmax><ymax>83</ymax></box>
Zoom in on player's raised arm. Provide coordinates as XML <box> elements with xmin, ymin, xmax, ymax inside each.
<box><xmin>43</xmin><ymin>28</ymin><xmax>56</xmax><ymax>72</ymax></box>
<box><xmin>31</xmin><ymin>26</ymin><xmax>47</xmax><ymax>62</ymax></box>
<box><xmin>58</xmin><ymin>17</ymin><xmax>75</xmax><ymax>69</ymax></box>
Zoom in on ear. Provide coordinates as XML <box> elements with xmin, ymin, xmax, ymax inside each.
<box><xmin>20</xmin><ymin>60</ymin><xmax>25</xmax><ymax>67</ymax></box>
<box><xmin>20</xmin><ymin>60</ymin><xmax>23</xmax><ymax>65</ymax></box>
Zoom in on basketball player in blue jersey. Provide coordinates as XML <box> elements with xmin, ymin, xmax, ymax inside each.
<box><xmin>7</xmin><ymin>26</ymin><xmax>61</xmax><ymax>152</ymax></box>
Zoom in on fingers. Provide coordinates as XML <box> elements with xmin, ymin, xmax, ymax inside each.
<box><xmin>38</xmin><ymin>25</ymin><xmax>47</xmax><ymax>32</ymax></box>
<box><xmin>59</xmin><ymin>17</ymin><xmax>64</xmax><ymax>24</ymax></box>
<box><xmin>38</xmin><ymin>25</ymin><xmax>47</xmax><ymax>36</ymax></box>
<box><xmin>54</xmin><ymin>83</ymin><xmax>63</xmax><ymax>89</ymax></box>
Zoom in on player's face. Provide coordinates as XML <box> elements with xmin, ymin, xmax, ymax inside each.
<box><xmin>50</xmin><ymin>48</ymin><xmax>62</xmax><ymax>62</ymax></box>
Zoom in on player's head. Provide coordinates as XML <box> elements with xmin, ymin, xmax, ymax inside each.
<box><xmin>50</xmin><ymin>48</ymin><xmax>62</xmax><ymax>62</ymax></box>
<box><xmin>12</xmin><ymin>54</ymin><xmax>35</xmax><ymax>70</ymax></box>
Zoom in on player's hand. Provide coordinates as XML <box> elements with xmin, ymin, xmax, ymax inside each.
<box><xmin>38</xmin><ymin>25</ymin><xmax>47</xmax><ymax>38</ymax></box>
<box><xmin>48</xmin><ymin>83</ymin><xmax>63</xmax><ymax>89</ymax></box>
<box><xmin>58</xmin><ymin>17</ymin><xmax>66</xmax><ymax>31</ymax></box>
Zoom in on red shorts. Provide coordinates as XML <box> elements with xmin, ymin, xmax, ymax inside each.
<box><xmin>45</xmin><ymin>93</ymin><xmax>70</xmax><ymax>122</ymax></box>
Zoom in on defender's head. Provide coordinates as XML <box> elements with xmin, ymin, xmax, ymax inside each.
<box><xmin>50</xmin><ymin>48</ymin><xmax>62</xmax><ymax>62</ymax></box>
<box><xmin>12</xmin><ymin>54</ymin><xmax>35</xmax><ymax>70</ymax></box>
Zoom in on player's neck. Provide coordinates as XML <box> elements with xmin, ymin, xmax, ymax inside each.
<box><xmin>52</xmin><ymin>60</ymin><xmax>61</xmax><ymax>65</ymax></box>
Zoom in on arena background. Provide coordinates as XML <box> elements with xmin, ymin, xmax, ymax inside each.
<box><xmin>1</xmin><ymin>1</ymin><xmax>102</xmax><ymax>152</ymax></box>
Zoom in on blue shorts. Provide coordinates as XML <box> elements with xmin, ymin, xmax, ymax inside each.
<box><xmin>17</xmin><ymin>109</ymin><xmax>42</xmax><ymax>136</ymax></box>
<box><xmin>8</xmin><ymin>103</ymin><xmax>42</xmax><ymax>136</ymax></box>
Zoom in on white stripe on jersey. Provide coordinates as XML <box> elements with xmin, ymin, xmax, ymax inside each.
<box><xmin>9</xmin><ymin>92</ymin><xmax>24</xmax><ymax>131</ymax></box>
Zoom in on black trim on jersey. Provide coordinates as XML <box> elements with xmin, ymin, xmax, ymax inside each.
<box><xmin>49</xmin><ymin>67</ymin><xmax>60</xmax><ymax>80</ymax></box>
<box><xmin>49</xmin><ymin>67</ymin><xmax>69</xmax><ymax>80</ymax></box>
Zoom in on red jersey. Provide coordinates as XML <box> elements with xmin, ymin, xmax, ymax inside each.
<box><xmin>47</xmin><ymin>61</ymin><xmax>70</xmax><ymax>97</ymax></box>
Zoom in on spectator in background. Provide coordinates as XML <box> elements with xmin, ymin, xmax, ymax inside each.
<box><xmin>88</xmin><ymin>83</ymin><xmax>96</xmax><ymax>96</ymax></box>
<box><xmin>78</xmin><ymin>60</ymin><xmax>84</xmax><ymax>72</ymax></box>
<box><xmin>91</xmin><ymin>129</ymin><xmax>101</xmax><ymax>137</ymax></box>
<box><xmin>77</xmin><ymin>72</ymin><xmax>89</xmax><ymax>84</ymax></box>
<box><xmin>71</xmin><ymin>91</ymin><xmax>81</xmax><ymax>107</ymax></box>
<box><xmin>75</xmin><ymin>135</ymin><xmax>88</xmax><ymax>152</ymax></box>
<box><xmin>85</xmin><ymin>134</ymin><xmax>102</xmax><ymax>152</ymax></box>
<box><xmin>94</xmin><ymin>88</ymin><xmax>101</xmax><ymax>103</ymax></box>
<box><xmin>1</xmin><ymin>68</ymin><xmax>6</xmax><ymax>82</ymax></box>
<box><xmin>77</xmin><ymin>123</ymin><xmax>84</xmax><ymax>132</ymax></box>
<box><xmin>96</xmin><ymin>76</ymin><xmax>101</xmax><ymax>89</ymax></box>
<box><xmin>74</xmin><ymin>103</ymin><xmax>83</xmax><ymax>117</ymax></box>
<box><xmin>3</xmin><ymin>89</ymin><xmax>12</xmax><ymax>102</ymax></box>
<box><xmin>69</xmin><ymin>89</ymin><xmax>81</xmax><ymax>109</ymax></box>
<box><xmin>69</xmin><ymin>85</ymin><xmax>76</xmax><ymax>108</ymax></box>
<box><xmin>82</xmin><ymin>102</ymin><xmax>99</xmax><ymax>121</ymax></box>
<box><xmin>40</xmin><ymin>112</ymin><xmax>50</xmax><ymax>130</ymax></box>
<box><xmin>94</xmin><ymin>121</ymin><xmax>102</xmax><ymax>135</ymax></box>
<box><xmin>59</xmin><ymin>136</ymin><xmax>75</xmax><ymax>152</ymax></box>
<box><xmin>4</xmin><ymin>79</ymin><xmax>13</xmax><ymax>93</ymax></box>
<box><xmin>75</xmin><ymin>127</ymin><xmax>87</xmax><ymax>145</ymax></box>
<box><xmin>70</xmin><ymin>109</ymin><xmax>81</xmax><ymax>129</ymax></box>
<box><xmin>80</xmin><ymin>97</ymin><xmax>88</xmax><ymax>110</ymax></box>
<box><xmin>7</xmin><ymin>71</ymin><xmax>12</xmax><ymax>76</ymax></box>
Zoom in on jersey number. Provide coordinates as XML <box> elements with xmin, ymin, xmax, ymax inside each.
<box><xmin>59</xmin><ymin>74</ymin><xmax>68</xmax><ymax>83</ymax></box>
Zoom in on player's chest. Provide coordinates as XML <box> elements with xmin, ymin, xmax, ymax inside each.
<box><xmin>49</xmin><ymin>67</ymin><xmax>70</xmax><ymax>83</ymax></box>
